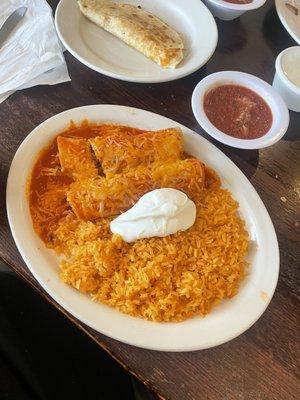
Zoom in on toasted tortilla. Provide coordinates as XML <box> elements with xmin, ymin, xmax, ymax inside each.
<box><xmin>78</xmin><ymin>0</ymin><xmax>184</xmax><ymax>68</ymax></box>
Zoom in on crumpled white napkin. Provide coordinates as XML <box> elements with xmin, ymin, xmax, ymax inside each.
<box><xmin>0</xmin><ymin>0</ymin><xmax>70</xmax><ymax>104</ymax></box>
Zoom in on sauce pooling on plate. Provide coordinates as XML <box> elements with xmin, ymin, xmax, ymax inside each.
<box><xmin>203</xmin><ymin>84</ymin><xmax>273</xmax><ymax>139</ymax></box>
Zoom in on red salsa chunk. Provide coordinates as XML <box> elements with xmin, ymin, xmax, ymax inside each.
<box><xmin>203</xmin><ymin>84</ymin><xmax>273</xmax><ymax>139</ymax></box>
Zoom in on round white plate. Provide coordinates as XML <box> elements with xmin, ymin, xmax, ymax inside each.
<box><xmin>55</xmin><ymin>0</ymin><xmax>218</xmax><ymax>83</ymax></box>
<box><xmin>7</xmin><ymin>105</ymin><xmax>279</xmax><ymax>352</ymax></box>
<box><xmin>275</xmin><ymin>0</ymin><xmax>300</xmax><ymax>44</ymax></box>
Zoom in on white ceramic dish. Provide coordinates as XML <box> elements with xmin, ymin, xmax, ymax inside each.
<box><xmin>192</xmin><ymin>71</ymin><xmax>290</xmax><ymax>150</ymax></box>
<box><xmin>275</xmin><ymin>0</ymin><xmax>300</xmax><ymax>44</ymax></box>
<box><xmin>55</xmin><ymin>0</ymin><xmax>218</xmax><ymax>83</ymax></box>
<box><xmin>7</xmin><ymin>105</ymin><xmax>279</xmax><ymax>352</ymax></box>
<box><xmin>204</xmin><ymin>0</ymin><xmax>266</xmax><ymax>21</ymax></box>
<box><xmin>273</xmin><ymin>46</ymin><xmax>300</xmax><ymax>112</ymax></box>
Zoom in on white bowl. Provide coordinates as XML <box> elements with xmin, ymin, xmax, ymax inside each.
<box><xmin>191</xmin><ymin>71</ymin><xmax>290</xmax><ymax>150</ymax></box>
<box><xmin>273</xmin><ymin>46</ymin><xmax>300</xmax><ymax>113</ymax></box>
<box><xmin>204</xmin><ymin>0</ymin><xmax>266</xmax><ymax>21</ymax></box>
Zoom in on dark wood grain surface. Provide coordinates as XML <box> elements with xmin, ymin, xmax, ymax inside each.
<box><xmin>1</xmin><ymin>1</ymin><xmax>299</xmax><ymax>399</ymax></box>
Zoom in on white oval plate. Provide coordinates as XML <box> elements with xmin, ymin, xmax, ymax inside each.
<box><xmin>275</xmin><ymin>0</ymin><xmax>300</xmax><ymax>44</ymax></box>
<box><xmin>7</xmin><ymin>105</ymin><xmax>279</xmax><ymax>352</ymax></box>
<box><xmin>55</xmin><ymin>0</ymin><xmax>218</xmax><ymax>83</ymax></box>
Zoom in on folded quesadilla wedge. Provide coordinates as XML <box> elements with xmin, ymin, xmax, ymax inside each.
<box><xmin>78</xmin><ymin>0</ymin><xmax>184</xmax><ymax>68</ymax></box>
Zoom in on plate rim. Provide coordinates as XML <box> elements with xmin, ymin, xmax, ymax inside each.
<box><xmin>54</xmin><ymin>0</ymin><xmax>218</xmax><ymax>83</ymax></box>
<box><xmin>275</xmin><ymin>0</ymin><xmax>300</xmax><ymax>45</ymax></box>
<box><xmin>6</xmin><ymin>105</ymin><xmax>280</xmax><ymax>352</ymax></box>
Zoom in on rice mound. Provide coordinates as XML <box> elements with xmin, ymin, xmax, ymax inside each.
<box><xmin>55</xmin><ymin>184</ymin><xmax>249</xmax><ymax>322</ymax></box>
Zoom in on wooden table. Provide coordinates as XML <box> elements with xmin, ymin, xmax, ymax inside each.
<box><xmin>1</xmin><ymin>1</ymin><xmax>299</xmax><ymax>399</ymax></box>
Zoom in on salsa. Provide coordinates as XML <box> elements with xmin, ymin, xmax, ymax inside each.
<box><xmin>223</xmin><ymin>0</ymin><xmax>253</xmax><ymax>4</ymax></box>
<box><xmin>203</xmin><ymin>84</ymin><xmax>273</xmax><ymax>139</ymax></box>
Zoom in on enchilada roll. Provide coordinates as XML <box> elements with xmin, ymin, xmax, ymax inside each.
<box><xmin>57</xmin><ymin>136</ymin><xmax>98</xmax><ymax>179</ymax></box>
<box><xmin>89</xmin><ymin>128</ymin><xmax>183</xmax><ymax>176</ymax></box>
<box><xmin>67</xmin><ymin>158</ymin><xmax>205</xmax><ymax>220</ymax></box>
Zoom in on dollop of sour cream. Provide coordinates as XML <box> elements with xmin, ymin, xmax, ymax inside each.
<box><xmin>110</xmin><ymin>188</ymin><xmax>196</xmax><ymax>243</ymax></box>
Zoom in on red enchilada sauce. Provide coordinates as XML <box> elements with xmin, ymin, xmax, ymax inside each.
<box><xmin>203</xmin><ymin>85</ymin><xmax>273</xmax><ymax>139</ymax></box>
